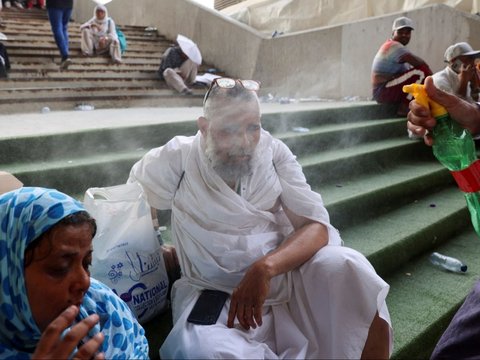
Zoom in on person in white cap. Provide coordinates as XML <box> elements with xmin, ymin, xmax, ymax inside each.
<box><xmin>157</xmin><ymin>37</ymin><xmax>199</xmax><ymax>95</ymax></box>
<box><xmin>432</xmin><ymin>42</ymin><xmax>480</xmax><ymax>103</ymax></box>
<box><xmin>371</xmin><ymin>16</ymin><xmax>432</xmax><ymax>116</ymax></box>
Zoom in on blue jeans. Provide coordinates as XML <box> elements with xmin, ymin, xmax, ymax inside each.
<box><xmin>47</xmin><ymin>7</ymin><xmax>72</xmax><ymax>59</ymax></box>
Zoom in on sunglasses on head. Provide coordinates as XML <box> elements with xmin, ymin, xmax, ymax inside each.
<box><xmin>203</xmin><ymin>78</ymin><xmax>261</xmax><ymax>105</ymax></box>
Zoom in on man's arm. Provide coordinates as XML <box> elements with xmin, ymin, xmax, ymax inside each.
<box><xmin>227</xmin><ymin>204</ymin><xmax>328</xmax><ymax>330</ymax></box>
<box><xmin>399</xmin><ymin>52</ymin><xmax>430</xmax><ymax>68</ymax></box>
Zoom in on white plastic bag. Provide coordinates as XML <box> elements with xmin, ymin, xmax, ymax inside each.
<box><xmin>84</xmin><ymin>182</ymin><xmax>169</xmax><ymax>324</ymax></box>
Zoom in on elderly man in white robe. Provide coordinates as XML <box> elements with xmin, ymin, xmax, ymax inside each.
<box><xmin>128</xmin><ymin>78</ymin><xmax>393</xmax><ymax>359</ymax></box>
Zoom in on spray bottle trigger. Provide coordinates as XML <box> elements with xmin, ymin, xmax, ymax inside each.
<box><xmin>403</xmin><ymin>83</ymin><xmax>448</xmax><ymax>118</ymax></box>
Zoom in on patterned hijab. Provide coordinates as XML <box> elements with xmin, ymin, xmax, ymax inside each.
<box><xmin>0</xmin><ymin>187</ymin><xmax>149</xmax><ymax>359</ymax></box>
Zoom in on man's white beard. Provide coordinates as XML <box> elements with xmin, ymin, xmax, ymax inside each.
<box><xmin>205</xmin><ymin>132</ymin><xmax>254</xmax><ymax>184</ymax></box>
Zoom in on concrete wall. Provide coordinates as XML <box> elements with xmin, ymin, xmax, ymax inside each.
<box><xmin>73</xmin><ymin>1</ymin><xmax>480</xmax><ymax>100</ymax></box>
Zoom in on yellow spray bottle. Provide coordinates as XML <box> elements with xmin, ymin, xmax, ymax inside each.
<box><xmin>403</xmin><ymin>83</ymin><xmax>480</xmax><ymax>236</ymax></box>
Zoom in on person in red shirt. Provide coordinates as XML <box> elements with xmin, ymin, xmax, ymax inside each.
<box><xmin>371</xmin><ymin>16</ymin><xmax>432</xmax><ymax>116</ymax></box>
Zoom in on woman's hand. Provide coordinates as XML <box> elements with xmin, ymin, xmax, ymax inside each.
<box><xmin>98</xmin><ymin>37</ymin><xmax>108</xmax><ymax>49</ymax></box>
<box><xmin>32</xmin><ymin>305</ymin><xmax>104</xmax><ymax>360</ymax></box>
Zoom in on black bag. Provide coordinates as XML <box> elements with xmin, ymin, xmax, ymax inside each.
<box><xmin>0</xmin><ymin>42</ymin><xmax>10</xmax><ymax>78</ymax></box>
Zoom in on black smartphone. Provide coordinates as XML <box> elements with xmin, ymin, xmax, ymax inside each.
<box><xmin>187</xmin><ymin>289</ymin><xmax>229</xmax><ymax>325</ymax></box>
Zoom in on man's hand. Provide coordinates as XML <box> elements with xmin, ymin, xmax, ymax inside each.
<box><xmin>162</xmin><ymin>244</ymin><xmax>180</xmax><ymax>283</ymax></box>
<box><xmin>32</xmin><ymin>305</ymin><xmax>104</xmax><ymax>360</ymax></box>
<box><xmin>407</xmin><ymin>76</ymin><xmax>480</xmax><ymax>145</ymax></box>
<box><xmin>227</xmin><ymin>261</ymin><xmax>271</xmax><ymax>330</ymax></box>
<box><xmin>459</xmin><ymin>63</ymin><xmax>476</xmax><ymax>83</ymax></box>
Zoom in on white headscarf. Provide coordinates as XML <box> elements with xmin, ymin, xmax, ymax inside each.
<box><xmin>92</xmin><ymin>4</ymin><xmax>109</xmax><ymax>25</ymax></box>
<box><xmin>80</xmin><ymin>5</ymin><xmax>111</xmax><ymax>35</ymax></box>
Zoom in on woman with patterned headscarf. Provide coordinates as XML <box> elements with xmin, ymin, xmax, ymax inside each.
<box><xmin>80</xmin><ymin>4</ymin><xmax>122</xmax><ymax>64</ymax></box>
<box><xmin>0</xmin><ymin>187</ymin><xmax>149</xmax><ymax>359</ymax></box>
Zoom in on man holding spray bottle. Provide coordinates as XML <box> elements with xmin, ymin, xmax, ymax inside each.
<box><xmin>408</xmin><ymin>76</ymin><xmax>480</xmax><ymax>359</ymax></box>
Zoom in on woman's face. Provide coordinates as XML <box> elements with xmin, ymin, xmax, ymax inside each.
<box><xmin>96</xmin><ymin>9</ymin><xmax>106</xmax><ymax>20</ymax></box>
<box><xmin>24</xmin><ymin>223</ymin><xmax>93</xmax><ymax>332</ymax></box>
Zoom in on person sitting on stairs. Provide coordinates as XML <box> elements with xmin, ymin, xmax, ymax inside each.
<box><xmin>80</xmin><ymin>4</ymin><xmax>122</xmax><ymax>65</ymax></box>
<box><xmin>157</xmin><ymin>42</ymin><xmax>199</xmax><ymax>95</ymax></box>
<box><xmin>26</xmin><ymin>0</ymin><xmax>45</xmax><ymax>10</ymax></box>
<box><xmin>129</xmin><ymin>77</ymin><xmax>393</xmax><ymax>359</ymax></box>
<box><xmin>371</xmin><ymin>16</ymin><xmax>432</xmax><ymax>117</ymax></box>
<box><xmin>2</xmin><ymin>0</ymin><xmax>25</xmax><ymax>9</ymax></box>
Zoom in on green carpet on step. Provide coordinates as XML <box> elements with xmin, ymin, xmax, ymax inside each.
<box><xmin>387</xmin><ymin>230</ymin><xmax>480</xmax><ymax>359</ymax></box>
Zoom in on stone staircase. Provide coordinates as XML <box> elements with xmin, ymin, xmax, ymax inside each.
<box><xmin>3</xmin><ymin>102</ymin><xmax>480</xmax><ymax>359</ymax></box>
<box><xmin>0</xmin><ymin>7</ymin><xmax>219</xmax><ymax>114</ymax></box>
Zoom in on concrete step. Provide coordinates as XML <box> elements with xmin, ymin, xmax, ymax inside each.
<box><xmin>6</xmin><ymin>42</ymin><xmax>167</xmax><ymax>55</ymax></box>
<box><xmin>320</xmin><ymin>161</ymin><xmax>452</xmax><ymax>230</ymax></box>
<box><xmin>0</xmin><ymin>87</ymin><xmax>204</xmax><ymax>99</ymax></box>
<box><xmin>0</xmin><ymin>78</ymin><xmax>162</xmax><ymax>89</ymax></box>
<box><xmin>340</xmin><ymin>186</ymin><xmax>469</xmax><ymax>276</ymax></box>
<box><xmin>0</xmin><ymin>93</ymin><xmax>204</xmax><ymax>113</ymax></box>
<box><xmin>0</xmin><ymin>104</ymin><xmax>399</xmax><ymax>165</ymax></box>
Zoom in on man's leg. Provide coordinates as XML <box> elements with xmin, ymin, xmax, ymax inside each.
<box><xmin>361</xmin><ymin>311</ymin><xmax>390</xmax><ymax>359</ymax></box>
<box><xmin>109</xmin><ymin>39</ymin><xmax>122</xmax><ymax>63</ymax></box>
<box><xmin>289</xmin><ymin>246</ymin><xmax>392</xmax><ymax>359</ymax></box>
<box><xmin>161</xmin><ymin>279</ymin><xmax>282</xmax><ymax>359</ymax></box>
<box><xmin>376</xmin><ymin>66</ymin><xmax>432</xmax><ymax>116</ymax></box>
<box><xmin>179</xmin><ymin>59</ymin><xmax>198</xmax><ymax>86</ymax></box>
<box><xmin>60</xmin><ymin>8</ymin><xmax>72</xmax><ymax>58</ymax></box>
<box><xmin>47</xmin><ymin>8</ymin><xmax>68</xmax><ymax>58</ymax></box>
<box><xmin>80</xmin><ymin>28</ymin><xmax>94</xmax><ymax>56</ymax></box>
<box><xmin>163</xmin><ymin>68</ymin><xmax>190</xmax><ymax>93</ymax></box>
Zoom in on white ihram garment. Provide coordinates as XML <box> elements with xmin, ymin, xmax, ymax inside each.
<box><xmin>128</xmin><ymin>130</ymin><xmax>393</xmax><ymax>359</ymax></box>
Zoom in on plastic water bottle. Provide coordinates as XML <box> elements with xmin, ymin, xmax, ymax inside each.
<box><xmin>403</xmin><ymin>84</ymin><xmax>480</xmax><ymax>237</ymax></box>
<box><xmin>429</xmin><ymin>252</ymin><xmax>467</xmax><ymax>273</ymax></box>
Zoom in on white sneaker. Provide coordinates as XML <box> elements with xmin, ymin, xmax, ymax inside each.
<box><xmin>4</xmin><ymin>1</ymin><xmax>11</xmax><ymax>8</ymax></box>
<box><xmin>14</xmin><ymin>1</ymin><xmax>24</xmax><ymax>8</ymax></box>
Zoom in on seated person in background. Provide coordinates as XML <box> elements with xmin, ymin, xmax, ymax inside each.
<box><xmin>157</xmin><ymin>37</ymin><xmax>199</xmax><ymax>95</ymax></box>
<box><xmin>432</xmin><ymin>42</ymin><xmax>480</xmax><ymax>103</ymax></box>
<box><xmin>129</xmin><ymin>77</ymin><xmax>392</xmax><ymax>359</ymax></box>
<box><xmin>26</xmin><ymin>0</ymin><xmax>45</xmax><ymax>9</ymax></box>
<box><xmin>372</xmin><ymin>16</ymin><xmax>432</xmax><ymax>116</ymax></box>
<box><xmin>407</xmin><ymin>76</ymin><xmax>480</xmax><ymax>359</ymax></box>
<box><xmin>0</xmin><ymin>187</ymin><xmax>149</xmax><ymax>359</ymax></box>
<box><xmin>80</xmin><ymin>4</ymin><xmax>122</xmax><ymax>64</ymax></box>
<box><xmin>2</xmin><ymin>0</ymin><xmax>24</xmax><ymax>9</ymax></box>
